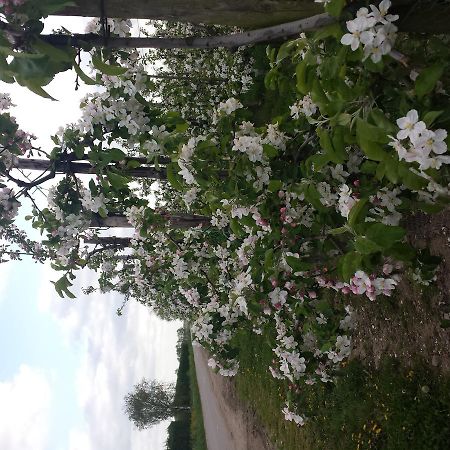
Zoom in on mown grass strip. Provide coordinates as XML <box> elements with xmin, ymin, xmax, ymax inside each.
<box><xmin>234</xmin><ymin>329</ymin><xmax>450</xmax><ymax>450</ymax></box>
<box><xmin>188</xmin><ymin>342</ymin><xmax>208</xmax><ymax>450</ymax></box>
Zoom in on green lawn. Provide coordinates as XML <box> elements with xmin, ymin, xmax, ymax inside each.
<box><xmin>234</xmin><ymin>329</ymin><xmax>450</xmax><ymax>450</ymax></box>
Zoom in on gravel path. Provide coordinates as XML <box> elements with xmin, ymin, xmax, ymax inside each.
<box><xmin>193</xmin><ymin>345</ymin><xmax>273</xmax><ymax>450</ymax></box>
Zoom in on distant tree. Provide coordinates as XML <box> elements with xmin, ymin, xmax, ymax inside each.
<box><xmin>124</xmin><ymin>379</ymin><xmax>189</xmax><ymax>429</ymax></box>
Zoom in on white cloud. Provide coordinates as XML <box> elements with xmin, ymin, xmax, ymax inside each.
<box><xmin>67</xmin><ymin>429</ymin><xmax>92</xmax><ymax>450</ymax></box>
<box><xmin>0</xmin><ymin>365</ymin><xmax>52</xmax><ymax>450</ymax></box>
<box><xmin>38</xmin><ymin>264</ymin><xmax>182</xmax><ymax>449</ymax></box>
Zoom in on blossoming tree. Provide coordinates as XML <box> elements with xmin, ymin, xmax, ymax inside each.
<box><xmin>1</xmin><ymin>0</ymin><xmax>450</xmax><ymax>425</ymax></box>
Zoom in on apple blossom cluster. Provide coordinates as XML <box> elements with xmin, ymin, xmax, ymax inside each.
<box><xmin>0</xmin><ymin>93</ymin><xmax>13</xmax><ymax>110</ymax></box>
<box><xmin>341</xmin><ymin>0</ymin><xmax>398</xmax><ymax>63</ymax></box>
<box><xmin>368</xmin><ymin>187</ymin><xmax>402</xmax><ymax>226</ymax></box>
<box><xmin>337</xmin><ymin>184</ymin><xmax>358</xmax><ymax>219</ymax></box>
<box><xmin>0</xmin><ymin>94</ymin><xmax>35</xmax><ymax>169</ymax></box>
<box><xmin>216</xmin><ymin>97</ymin><xmax>243</xmax><ymax>116</ymax></box>
<box><xmin>317</xmin><ymin>269</ymin><xmax>398</xmax><ymax>301</ymax></box>
<box><xmin>289</xmin><ymin>95</ymin><xmax>318</xmax><ymax>119</ymax></box>
<box><xmin>0</xmin><ymin>187</ymin><xmax>19</xmax><ymax>222</ymax></box>
<box><xmin>85</xmin><ymin>18</ymin><xmax>132</xmax><ymax>37</ymax></box>
<box><xmin>282</xmin><ymin>403</ymin><xmax>305</xmax><ymax>426</ymax></box>
<box><xmin>78</xmin><ymin>91</ymin><xmax>151</xmax><ymax>138</ymax></box>
<box><xmin>389</xmin><ymin>109</ymin><xmax>450</xmax><ymax>170</ymax></box>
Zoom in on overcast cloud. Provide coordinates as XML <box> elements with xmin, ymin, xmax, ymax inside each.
<box><xmin>0</xmin><ymin>364</ymin><xmax>52</xmax><ymax>450</ymax></box>
<box><xmin>37</xmin><ymin>264</ymin><xmax>181</xmax><ymax>449</ymax></box>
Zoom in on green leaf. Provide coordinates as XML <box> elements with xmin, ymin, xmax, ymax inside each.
<box><xmin>311</xmin><ymin>79</ymin><xmax>328</xmax><ymax>112</ymax></box>
<box><xmin>356</xmin><ymin>118</ymin><xmax>389</xmax><ymax>144</ymax></box>
<box><xmin>39</xmin><ymin>0</ymin><xmax>76</xmax><ymax>15</ymax></box>
<box><xmin>51</xmin><ymin>275</ymin><xmax>76</xmax><ymax>299</ymax></box>
<box><xmin>336</xmin><ymin>113</ymin><xmax>351</xmax><ymax>126</ymax></box>
<box><xmin>127</xmin><ymin>160</ymin><xmax>141</xmax><ymax>169</ymax></box>
<box><xmin>325</xmin><ymin>0</ymin><xmax>346</xmax><ymax>17</ymax></box>
<box><xmin>109</xmin><ymin>148</ymin><xmax>126</xmax><ymax>161</ymax></box>
<box><xmin>422</xmin><ymin>110</ymin><xmax>443</xmax><ymax>127</ymax></box>
<box><xmin>296</xmin><ymin>60</ymin><xmax>308</xmax><ymax>94</ymax></box>
<box><xmin>24</xmin><ymin>82</ymin><xmax>57</xmax><ymax>101</ymax></box>
<box><xmin>286</xmin><ymin>256</ymin><xmax>312</xmax><ymax>272</ymax></box>
<box><xmin>386</xmin><ymin>242</ymin><xmax>416</xmax><ymax>261</ymax></box>
<box><xmin>276</xmin><ymin>41</ymin><xmax>293</xmax><ymax>64</ymax></box>
<box><xmin>230</xmin><ymin>218</ymin><xmax>243</xmax><ymax>237</ymax></box>
<box><xmin>264</xmin><ymin>249</ymin><xmax>274</xmax><ymax>271</ymax></box>
<box><xmin>305</xmin><ymin>184</ymin><xmax>327</xmax><ymax>211</ymax></box>
<box><xmin>176</xmin><ymin>121</ymin><xmax>189</xmax><ymax>133</ymax></box>
<box><xmin>397</xmin><ymin>163</ymin><xmax>428</xmax><ymax>190</ymax></box>
<box><xmin>328</xmin><ymin>226</ymin><xmax>348</xmax><ymax>235</ymax></box>
<box><xmin>92</xmin><ymin>54</ymin><xmax>127</xmax><ymax>76</ymax></box>
<box><xmin>263</xmin><ymin>144</ymin><xmax>279</xmax><ymax>158</ymax></box>
<box><xmin>354</xmin><ymin>237</ymin><xmax>381</xmax><ymax>254</ymax></box>
<box><xmin>384</xmin><ymin>156</ymin><xmax>399</xmax><ymax>183</ymax></box>
<box><xmin>73</xmin><ymin>61</ymin><xmax>97</xmax><ymax>85</ymax></box>
<box><xmin>359</xmin><ymin>138</ymin><xmax>389</xmax><ymax>161</ymax></box>
<box><xmin>340</xmin><ymin>251</ymin><xmax>362</xmax><ymax>281</ymax></box>
<box><xmin>166</xmin><ymin>162</ymin><xmax>183</xmax><ymax>191</ymax></box>
<box><xmin>106</xmin><ymin>171</ymin><xmax>129</xmax><ymax>189</ymax></box>
<box><xmin>365</xmin><ymin>223</ymin><xmax>405</xmax><ymax>249</ymax></box>
<box><xmin>268</xmin><ymin>179</ymin><xmax>283</xmax><ymax>192</ymax></box>
<box><xmin>306</xmin><ymin>153</ymin><xmax>331</xmax><ymax>172</ymax></box>
<box><xmin>313</xmin><ymin>23</ymin><xmax>343</xmax><ymax>42</ymax></box>
<box><xmin>33</xmin><ymin>38</ymin><xmax>75</xmax><ymax>62</ymax></box>
<box><xmin>415</xmin><ymin>64</ymin><xmax>444</xmax><ymax>100</ymax></box>
<box><xmin>369</xmin><ymin>109</ymin><xmax>396</xmax><ymax>134</ymax></box>
<box><xmin>348</xmin><ymin>198</ymin><xmax>368</xmax><ymax>228</ymax></box>
<box><xmin>317</xmin><ymin>127</ymin><xmax>341</xmax><ymax>163</ymax></box>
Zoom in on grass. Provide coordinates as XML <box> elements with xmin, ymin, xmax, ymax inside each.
<box><xmin>188</xmin><ymin>341</ymin><xmax>208</xmax><ymax>450</ymax></box>
<box><xmin>233</xmin><ymin>329</ymin><xmax>450</xmax><ymax>450</ymax></box>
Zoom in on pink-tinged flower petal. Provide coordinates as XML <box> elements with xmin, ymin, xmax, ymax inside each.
<box><xmin>396</xmin><ymin>129</ymin><xmax>409</xmax><ymax>140</ymax></box>
<box><xmin>351</xmin><ymin>38</ymin><xmax>360</xmax><ymax>51</ymax></box>
<box><xmin>346</xmin><ymin>20</ymin><xmax>359</xmax><ymax>33</ymax></box>
<box><xmin>435</xmin><ymin>128</ymin><xmax>448</xmax><ymax>142</ymax></box>
<box><xmin>406</xmin><ymin>109</ymin><xmax>419</xmax><ymax>123</ymax></box>
<box><xmin>396</xmin><ymin>116</ymin><xmax>409</xmax><ymax>129</ymax></box>
<box><xmin>360</xmin><ymin>30</ymin><xmax>375</xmax><ymax>45</ymax></box>
<box><xmin>432</xmin><ymin>141</ymin><xmax>447</xmax><ymax>155</ymax></box>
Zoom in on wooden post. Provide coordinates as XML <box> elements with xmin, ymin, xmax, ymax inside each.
<box><xmin>58</xmin><ymin>0</ymin><xmax>323</xmax><ymax>29</ymax></box>
<box><xmin>90</xmin><ymin>213</ymin><xmax>210</xmax><ymax>228</ymax></box>
<box><xmin>83</xmin><ymin>236</ymin><xmax>132</xmax><ymax>246</ymax></box>
<box><xmin>56</xmin><ymin>0</ymin><xmax>450</xmax><ymax>34</ymax></box>
<box><xmin>16</xmin><ymin>158</ymin><xmax>167</xmax><ymax>180</ymax></box>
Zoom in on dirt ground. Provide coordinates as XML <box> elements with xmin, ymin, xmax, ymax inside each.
<box><xmin>194</xmin><ymin>346</ymin><xmax>274</xmax><ymax>450</ymax></box>
<box><xmin>351</xmin><ymin>208</ymin><xmax>450</xmax><ymax>373</ymax></box>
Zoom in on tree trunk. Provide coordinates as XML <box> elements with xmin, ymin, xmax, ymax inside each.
<box><xmin>58</xmin><ymin>0</ymin><xmax>322</xmax><ymax>28</ymax></box>
<box><xmin>83</xmin><ymin>236</ymin><xmax>132</xmax><ymax>246</ymax></box>
<box><xmin>90</xmin><ymin>213</ymin><xmax>210</xmax><ymax>228</ymax></box>
<box><xmin>16</xmin><ymin>158</ymin><xmax>167</xmax><ymax>180</ymax></box>
<box><xmin>57</xmin><ymin>0</ymin><xmax>450</xmax><ymax>34</ymax></box>
<box><xmin>42</xmin><ymin>13</ymin><xmax>335</xmax><ymax>49</ymax></box>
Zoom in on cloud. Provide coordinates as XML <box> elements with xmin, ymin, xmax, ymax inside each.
<box><xmin>67</xmin><ymin>429</ymin><xmax>92</xmax><ymax>450</ymax></box>
<box><xmin>0</xmin><ymin>365</ymin><xmax>52</xmax><ymax>450</ymax></box>
<box><xmin>38</xmin><ymin>264</ymin><xmax>182</xmax><ymax>449</ymax></box>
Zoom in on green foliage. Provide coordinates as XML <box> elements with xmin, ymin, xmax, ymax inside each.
<box><xmin>235</xmin><ymin>329</ymin><xmax>450</xmax><ymax>450</ymax></box>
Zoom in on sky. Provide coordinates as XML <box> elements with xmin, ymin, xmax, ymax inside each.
<box><xmin>0</xmin><ymin>16</ymin><xmax>181</xmax><ymax>450</ymax></box>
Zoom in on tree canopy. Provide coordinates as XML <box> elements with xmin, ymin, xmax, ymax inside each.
<box><xmin>1</xmin><ymin>0</ymin><xmax>450</xmax><ymax>427</ymax></box>
<box><xmin>124</xmin><ymin>379</ymin><xmax>177</xmax><ymax>429</ymax></box>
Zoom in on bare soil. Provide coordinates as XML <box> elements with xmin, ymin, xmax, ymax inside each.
<box><xmin>351</xmin><ymin>208</ymin><xmax>450</xmax><ymax>373</ymax></box>
<box><xmin>194</xmin><ymin>346</ymin><xmax>274</xmax><ymax>450</ymax></box>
